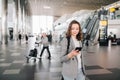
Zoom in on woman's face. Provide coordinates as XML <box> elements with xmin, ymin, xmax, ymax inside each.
<box><xmin>71</xmin><ymin>23</ymin><xmax>79</xmax><ymax>37</ymax></box>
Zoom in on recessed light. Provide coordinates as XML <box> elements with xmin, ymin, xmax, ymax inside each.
<box><xmin>64</xmin><ymin>1</ymin><xmax>67</xmax><ymax>4</ymax></box>
<box><xmin>43</xmin><ymin>5</ymin><xmax>51</xmax><ymax>9</ymax></box>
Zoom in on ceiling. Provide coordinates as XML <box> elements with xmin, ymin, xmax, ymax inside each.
<box><xmin>28</xmin><ymin>0</ymin><xmax>119</xmax><ymax>19</ymax></box>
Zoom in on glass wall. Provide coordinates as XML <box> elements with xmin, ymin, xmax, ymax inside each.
<box><xmin>0</xmin><ymin>0</ymin><xmax>1</xmax><ymax>17</ymax></box>
<box><xmin>0</xmin><ymin>0</ymin><xmax>2</xmax><ymax>43</ymax></box>
<box><xmin>32</xmin><ymin>15</ymin><xmax>53</xmax><ymax>34</ymax></box>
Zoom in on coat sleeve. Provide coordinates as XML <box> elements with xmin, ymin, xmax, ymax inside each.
<box><xmin>60</xmin><ymin>38</ymin><xmax>71</xmax><ymax>63</ymax></box>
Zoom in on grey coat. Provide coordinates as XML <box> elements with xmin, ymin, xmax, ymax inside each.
<box><xmin>41</xmin><ymin>37</ymin><xmax>49</xmax><ymax>47</ymax></box>
<box><xmin>60</xmin><ymin>37</ymin><xmax>85</xmax><ymax>78</ymax></box>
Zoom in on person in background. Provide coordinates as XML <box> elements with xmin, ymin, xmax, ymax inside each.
<box><xmin>85</xmin><ymin>33</ymin><xmax>90</xmax><ymax>46</ymax></box>
<box><xmin>18</xmin><ymin>33</ymin><xmax>22</xmax><ymax>43</ymax></box>
<box><xmin>99</xmin><ymin>7</ymin><xmax>107</xmax><ymax>20</ymax></box>
<box><xmin>25</xmin><ymin>34</ymin><xmax>28</xmax><ymax>44</ymax></box>
<box><xmin>40</xmin><ymin>33</ymin><xmax>51</xmax><ymax>60</ymax></box>
<box><xmin>47</xmin><ymin>33</ymin><xmax>52</xmax><ymax>44</ymax></box>
<box><xmin>60</xmin><ymin>20</ymin><xmax>85</xmax><ymax>80</ymax></box>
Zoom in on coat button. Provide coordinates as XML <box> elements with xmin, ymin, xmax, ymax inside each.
<box><xmin>72</xmin><ymin>58</ymin><xmax>74</xmax><ymax>60</ymax></box>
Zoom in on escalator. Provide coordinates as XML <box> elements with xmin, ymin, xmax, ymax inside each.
<box><xmin>84</xmin><ymin>13</ymin><xmax>98</xmax><ymax>40</ymax></box>
<box><xmin>86</xmin><ymin>13</ymin><xmax>108</xmax><ymax>46</ymax></box>
<box><xmin>82</xmin><ymin>11</ymin><xmax>108</xmax><ymax>46</ymax></box>
<box><xmin>83</xmin><ymin>12</ymin><xmax>100</xmax><ymax>46</ymax></box>
<box><xmin>82</xmin><ymin>17</ymin><xmax>92</xmax><ymax>39</ymax></box>
<box><xmin>82</xmin><ymin>12</ymin><xmax>96</xmax><ymax>40</ymax></box>
<box><xmin>87</xmin><ymin>17</ymin><xmax>98</xmax><ymax>36</ymax></box>
<box><xmin>90</xmin><ymin>18</ymin><xmax>99</xmax><ymax>42</ymax></box>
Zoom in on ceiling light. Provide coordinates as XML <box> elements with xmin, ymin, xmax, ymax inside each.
<box><xmin>43</xmin><ymin>6</ymin><xmax>51</xmax><ymax>9</ymax></box>
<box><xmin>63</xmin><ymin>1</ymin><xmax>67</xmax><ymax>4</ymax></box>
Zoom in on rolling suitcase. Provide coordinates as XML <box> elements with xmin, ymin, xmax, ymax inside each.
<box><xmin>29</xmin><ymin>48</ymin><xmax>37</xmax><ymax>57</ymax></box>
<box><xmin>26</xmin><ymin>48</ymin><xmax>38</xmax><ymax>63</ymax></box>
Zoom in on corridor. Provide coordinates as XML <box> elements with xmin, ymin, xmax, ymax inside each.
<box><xmin>0</xmin><ymin>37</ymin><xmax>120</xmax><ymax>80</ymax></box>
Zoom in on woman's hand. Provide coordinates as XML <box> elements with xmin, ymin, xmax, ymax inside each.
<box><xmin>67</xmin><ymin>50</ymin><xmax>80</xmax><ymax>59</ymax></box>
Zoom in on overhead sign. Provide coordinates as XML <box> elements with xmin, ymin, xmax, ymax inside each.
<box><xmin>100</xmin><ymin>20</ymin><xmax>108</xmax><ymax>26</ymax></box>
<box><xmin>110</xmin><ymin>7</ymin><xmax>115</xmax><ymax>12</ymax></box>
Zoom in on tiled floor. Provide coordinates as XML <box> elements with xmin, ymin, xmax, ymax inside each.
<box><xmin>0</xmin><ymin>38</ymin><xmax>120</xmax><ymax>80</ymax></box>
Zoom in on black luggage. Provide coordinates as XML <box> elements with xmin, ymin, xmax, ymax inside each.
<box><xmin>26</xmin><ymin>48</ymin><xmax>38</xmax><ymax>63</ymax></box>
<box><xmin>29</xmin><ymin>48</ymin><xmax>37</xmax><ymax>57</ymax></box>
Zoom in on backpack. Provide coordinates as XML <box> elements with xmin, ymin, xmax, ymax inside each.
<box><xmin>66</xmin><ymin>37</ymin><xmax>70</xmax><ymax>55</ymax></box>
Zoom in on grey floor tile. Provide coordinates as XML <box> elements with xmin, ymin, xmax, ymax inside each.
<box><xmin>86</xmin><ymin>69</ymin><xmax>112</xmax><ymax>75</ymax></box>
<box><xmin>3</xmin><ymin>69</ymin><xmax>20</xmax><ymax>74</ymax></box>
<box><xmin>0</xmin><ymin>39</ymin><xmax>120</xmax><ymax>80</ymax></box>
<box><xmin>0</xmin><ymin>63</ymin><xmax>11</xmax><ymax>67</ymax></box>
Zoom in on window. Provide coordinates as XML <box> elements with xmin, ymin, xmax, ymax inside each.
<box><xmin>32</xmin><ymin>15</ymin><xmax>53</xmax><ymax>34</ymax></box>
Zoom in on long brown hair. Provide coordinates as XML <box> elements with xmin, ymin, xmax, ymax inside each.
<box><xmin>66</xmin><ymin>20</ymin><xmax>82</xmax><ymax>40</ymax></box>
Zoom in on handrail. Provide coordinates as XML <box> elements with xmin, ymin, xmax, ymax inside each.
<box><xmin>90</xmin><ymin>19</ymin><xmax>99</xmax><ymax>41</ymax></box>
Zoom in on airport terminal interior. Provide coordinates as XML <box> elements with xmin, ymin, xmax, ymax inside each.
<box><xmin>0</xmin><ymin>0</ymin><xmax>120</xmax><ymax>80</ymax></box>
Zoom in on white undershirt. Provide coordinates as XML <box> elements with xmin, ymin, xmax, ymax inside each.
<box><xmin>72</xmin><ymin>37</ymin><xmax>82</xmax><ymax>69</ymax></box>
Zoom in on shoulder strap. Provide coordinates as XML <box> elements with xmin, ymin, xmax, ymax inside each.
<box><xmin>66</xmin><ymin>37</ymin><xmax>70</xmax><ymax>55</ymax></box>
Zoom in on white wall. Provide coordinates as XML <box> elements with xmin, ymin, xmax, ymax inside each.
<box><xmin>108</xmin><ymin>20</ymin><xmax>120</xmax><ymax>38</ymax></box>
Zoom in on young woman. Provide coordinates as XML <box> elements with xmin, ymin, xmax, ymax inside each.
<box><xmin>60</xmin><ymin>20</ymin><xmax>85</xmax><ymax>80</ymax></box>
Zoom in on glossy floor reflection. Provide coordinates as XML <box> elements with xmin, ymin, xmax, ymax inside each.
<box><xmin>0</xmin><ymin>38</ymin><xmax>120</xmax><ymax>80</ymax></box>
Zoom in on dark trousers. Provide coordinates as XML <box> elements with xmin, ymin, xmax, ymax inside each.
<box><xmin>86</xmin><ymin>40</ymin><xmax>89</xmax><ymax>46</ymax></box>
<box><xmin>40</xmin><ymin>46</ymin><xmax>51</xmax><ymax>57</ymax></box>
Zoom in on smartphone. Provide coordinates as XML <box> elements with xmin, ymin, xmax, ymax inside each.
<box><xmin>75</xmin><ymin>47</ymin><xmax>82</xmax><ymax>51</ymax></box>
